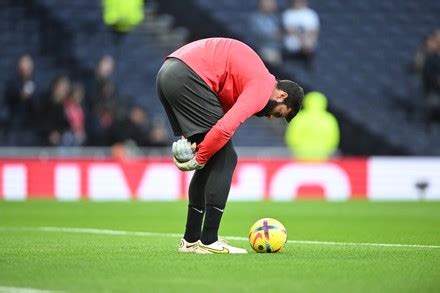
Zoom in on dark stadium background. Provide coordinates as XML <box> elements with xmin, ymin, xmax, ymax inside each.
<box><xmin>0</xmin><ymin>1</ymin><xmax>439</xmax><ymax>292</ymax></box>
<box><xmin>0</xmin><ymin>0</ymin><xmax>439</xmax><ymax>155</ymax></box>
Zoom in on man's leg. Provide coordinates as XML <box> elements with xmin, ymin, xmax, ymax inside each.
<box><xmin>200</xmin><ymin>141</ymin><xmax>237</xmax><ymax>245</ymax></box>
<box><xmin>156</xmin><ymin>58</ymin><xmax>227</xmax><ymax>247</ymax></box>
<box><xmin>182</xmin><ymin>133</ymin><xmax>209</xmax><ymax>243</ymax></box>
<box><xmin>183</xmin><ymin>167</ymin><xmax>209</xmax><ymax>242</ymax></box>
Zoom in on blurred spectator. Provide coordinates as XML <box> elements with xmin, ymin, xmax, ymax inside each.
<box><xmin>86</xmin><ymin>54</ymin><xmax>118</xmax><ymax>112</ymax></box>
<box><xmin>41</xmin><ymin>75</ymin><xmax>72</xmax><ymax>146</ymax></box>
<box><xmin>63</xmin><ymin>83</ymin><xmax>86</xmax><ymax>146</ymax></box>
<box><xmin>148</xmin><ymin>120</ymin><xmax>170</xmax><ymax>147</ymax></box>
<box><xmin>411</xmin><ymin>34</ymin><xmax>438</xmax><ymax>76</ymax></box>
<box><xmin>109</xmin><ymin>105</ymin><xmax>151</xmax><ymax>146</ymax></box>
<box><xmin>282</xmin><ymin>0</ymin><xmax>320</xmax><ymax>66</ymax></box>
<box><xmin>3</xmin><ymin>54</ymin><xmax>40</xmax><ymax>145</ymax></box>
<box><xmin>86</xmin><ymin>103</ymin><xmax>116</xmax><ymax>146</ymax></box>
<box><xmin>421</xmin><ymin>30</ymin><xmax>440</xmax><ymax>124</ymax></box>
<box><xmin>85</xmin><ymin>55</ymin><xmax>120</xmax><ymax>145</ymax></box>
<box><xmin>249</xmin><ymin>0</ymin><xmax>283</xmax><ymax>66</ymax></box>
<box><xmin>103</xmin><ymin>0</ymin><xmax>144</xmax><ymax>33</ymax></box>
<box><xmin>285</xmin><ymin>92</ymin><xmax>339</xmax><ymax>160</ymax></box>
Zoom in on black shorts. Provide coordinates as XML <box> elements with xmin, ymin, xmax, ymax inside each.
<box><xmin>156</xmin><ymin>58</ymin><xmax>224</xmax><ymax>138</ymax></box>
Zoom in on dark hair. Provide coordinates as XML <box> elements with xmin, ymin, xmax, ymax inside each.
<box><xmin>277</xmin><ymin>79</ymin><xmax>304</xmax><ymax>122</ymax></box>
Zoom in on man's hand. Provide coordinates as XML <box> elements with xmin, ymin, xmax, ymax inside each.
<box><xmin>172</xmin><ymin>138</ymin><xmax>196</xmax><ymax>162</ymax></box>
<box><xmin>173</xmin><ymin>156</ymin><xmax>204</xmax><ymax>171</ymax></box>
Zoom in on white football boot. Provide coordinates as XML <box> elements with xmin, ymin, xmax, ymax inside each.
<box><xmin>195</xmin><ymin>239</ymin><xmax>248</xmax><ymax>254</ymax></box>
<box><xmin>178</xmin><ymin>238</ymin><xmax>199</xmax><ymax>253</ymax></box>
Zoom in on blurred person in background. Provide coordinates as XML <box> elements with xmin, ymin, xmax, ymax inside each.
<box><xmin>249</xmin><ymin>0</ymin><xmax>283</xmax><ymax>66</ymax></box>
<box><xmin>85</xmin><ymin>54</ymin><xmax>118</xmax><ymax>113</ymax></box>
<box><xmin>148</xmin><ymin>120</ymin><xmax>170</xmax><ymax>147</ymax></box>
<box><xmin>63</xmin><ymin>83</ymin><xmax>86</xmax><ymax>146</ymax></box>
<box><xmin>408</xmin><ymin>31</ymin><xmax>438</xmax><ymax>122</ymax></box>
<box><xmin>285</xmin><ymin>91</ymin><xmax>339</xmax><ymax>160</ymax></box>
<box><xmin>85</xmin><ymin>55</ymin><xmax>120</xmax><ymax>146</ymax></box>
<box><xmin>86</xmin><ymin>103</ymin><xmax>116</xmax><ymax>146</ymax></box>
<box><xmin>412</xmin><ymin>34</ymin><xmax>437</xmax><ymax>76</ymax></box>
<box><xmin>421</xmin><ymin>30</ymin><xmax>440</xmax><ymax>125</ymax></box>
<box><xmin>282</xmin><ymin>0</ymin><xmax>320</xmax><ymax>67</ymax></box>
<box><xmin>3</xmin><ymin>54</ymin><xmax>40</xmax><ymax>145</ymax></box>
<box><xmin>103</xmin><ymin>0</ymin><xmax>144</xmax><ymax>33</ymax></box>
<box><xmin>109</xmin><ymin>104</ymin><xmax>151</xmax><ymax>146</ymax></box>
<box><xmin>41</xmin><ymin>75</ymin><xmax>72</xmax><ymax>146</ymax></box>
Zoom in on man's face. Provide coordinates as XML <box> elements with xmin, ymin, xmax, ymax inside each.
<box><xmin>266</xmin><ymin>88</ymin><xmax>292</xmax><ymax>119</ymax></box>
<box><xmin>267</xmin><ymin>103</ymin><xmax>292</xmax><ymax>119</ymax></box>
<box><xmin>18</xmin><ymin>55</ymin><xmax>33</xmax><ymax>79</ymax></box>
<box><xmin>97</xmin><ymin>55</ymin><xmax>114</xmax><ymax>78</ymax></box>
<box><xmin>260</xmin><ymin>0</ymin><xmax>277</xmax><ymax>14</ymax></box>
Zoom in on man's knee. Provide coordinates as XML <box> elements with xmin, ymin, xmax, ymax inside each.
<box><xmin>188</xmin><ymin>192</ymin><xmax>205</xmax><ymax>207</ymax></box>
<box><xmin>204</xmin><ymin>145</ymin><xmax>237</xmax><ymax>208</ymax></box>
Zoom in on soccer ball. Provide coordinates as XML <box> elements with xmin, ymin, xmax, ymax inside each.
<box><xmin>248</xmin><ymin>218</ymin><xmax>287</xmax><ymax>253</ymax></box>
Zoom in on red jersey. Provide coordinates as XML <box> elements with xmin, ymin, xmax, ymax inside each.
<box><xmin>168</xmin><ymin>38</ymin><xmax>276</xmax><ymax>164</ymax></box>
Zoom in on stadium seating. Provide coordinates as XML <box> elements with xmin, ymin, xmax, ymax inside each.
<box><xmin>194</xmin><ymin>0</ymin><xmax>440</xmax><ymax>155</ymax></box>
<box><xmin>0</xmin><ymin>0</ymin><xmax>185</xmax><ymax>144</ymax></box>
<box><xmin>1</xmin><ymin>0</ymin><xmax>439</xmax><ymax>153</ymax></box>
<box><xmin>32</xmin><ymin>0</ymin><xmax>174</xmax><ymax>112</ymax></box>
<box><xmin>0</xmin><ymin>0</ymin><xmax>284</xmax><ymax>147</ymax></box>
<box><xmin>0</xmin><ymin>0</ymin><xmax>59</xmax><ymax>98</ymax></box>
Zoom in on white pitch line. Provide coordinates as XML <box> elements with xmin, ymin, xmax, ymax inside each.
<box><xmin>0</xmin><ymin>226</ymin><xmax>439</xmax><ymax>249</ymax></box>
<box><xmin>0</xmin><ymin>286</ymin><xmax>63</xmax><ymax>293</ymax></box>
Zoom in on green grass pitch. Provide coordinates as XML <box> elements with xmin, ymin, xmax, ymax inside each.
<box><xmin>0</xmin><ymin>201</ymin><xmax>439</xmax><ymax>292</ymax></box>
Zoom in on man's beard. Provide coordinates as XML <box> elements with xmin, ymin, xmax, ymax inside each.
<box><xmin>255</xmin><ymin>100</ymin><xmax>279</xmax><ymax>117</ymax></box>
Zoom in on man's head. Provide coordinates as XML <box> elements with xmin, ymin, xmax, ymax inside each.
<box><xmin>96</xmin><ymin>55</ymin><xmax>115</xmax><ymax>79</ymax></box>
<box><xmin>51</xmin><ymin>74</ymin><xmax>71</xmax><ymax>103</ymax></box>
<box><xmin>17</xmin><ymin>54</ymin><xmax>34</xmax><ymax>79</ymax></box>
<box><xmin>260</xmin><ymin>80</ymin><xmax>304</xmax><ymax>122</ymax></box>
<box><xmin>292</xmin><ymin>0</ymin><xmax>308</xmax><ymax>9</ymax></box>
<box><xmin>259</xmin><ymin>0</ymin><xmax>278</xmax><ymax>14</ymax></box>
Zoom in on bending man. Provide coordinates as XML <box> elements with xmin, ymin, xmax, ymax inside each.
<box><xmin>156</xmin><ymin>38</ymin><xmax>304</xmax><ymax>254</ymax></box>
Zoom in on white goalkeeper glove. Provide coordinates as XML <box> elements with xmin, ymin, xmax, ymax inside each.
<box><xmin>173</xmin><ymin>156</ymin><xmax>205</xmax><ymax>171</ymax></box>
<box><xmin>171</xmin><ymin>137</ymin><xmax>204</xmax><ymax>171</ymax></box>
<box><xmin>172</xmin><ymin>137</ymin><xmax>195</xmax><ymax>162</ymax></box>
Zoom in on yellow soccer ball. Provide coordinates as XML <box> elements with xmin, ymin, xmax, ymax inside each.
<box><xmin>248</xmin><ymin>218</ymin><xmax>287</xmax><ymax>253</ymax></box>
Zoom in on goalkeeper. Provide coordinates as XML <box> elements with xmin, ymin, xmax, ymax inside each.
<box><xmin>156</xmin><ymin>38</ymin><xmax>304</xmax><ymax>254</ymax></box>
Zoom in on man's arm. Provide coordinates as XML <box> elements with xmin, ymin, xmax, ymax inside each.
<box><xmin>194</xmin><ymin>78</ymin><xmax>275</xmax><ymax>165</ymax></box>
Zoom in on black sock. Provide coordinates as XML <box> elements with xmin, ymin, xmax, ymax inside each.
<box><xmin>183</xmin><ymin>205</ymin><xmax>204</xmax><ymax>243</ymax></box>
<box><xmin>200</xmin><ymin>205</ymin><xmax>224</xmax><ymax>245</ymax></box>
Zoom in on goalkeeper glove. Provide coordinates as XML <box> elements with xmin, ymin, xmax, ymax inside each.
<box><xmin>173</xmin><ymin>156</ymin><xmax>204</xmax><ymax>171</ymax></box>
<box><xmin>172</xmin><ymin>137</ymin><xmax>196</xmax><ymax>162</ymax></box>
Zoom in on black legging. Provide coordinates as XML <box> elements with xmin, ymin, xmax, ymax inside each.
<box><xmin>188</xmin><ymin>135</ymin><xmax>237</xmax><ymax>210</ymax></box>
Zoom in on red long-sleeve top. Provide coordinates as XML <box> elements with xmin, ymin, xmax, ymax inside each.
<box><xmin>168</xmin><ymin>38</ymin><xmax>276</xmax><ymax>164</ymax></box>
